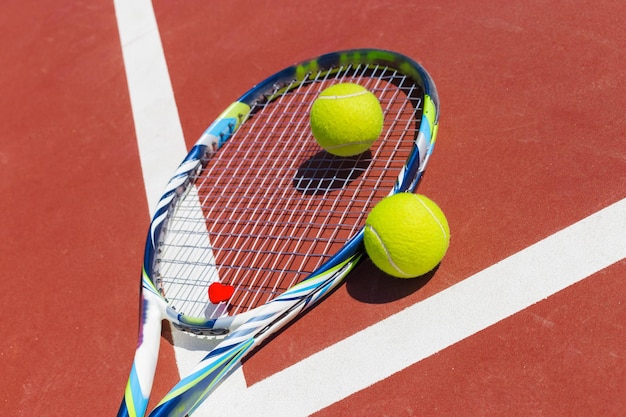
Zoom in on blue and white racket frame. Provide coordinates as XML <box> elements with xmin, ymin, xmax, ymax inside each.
<box><xmin>117</xmin><ymin>48</ymin><xmax>440</xmax><ymax>417</ymax></box>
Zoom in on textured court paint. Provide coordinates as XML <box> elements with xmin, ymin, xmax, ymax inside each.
<box><xmin>1</xmin><ymin>1</ymin><xmax>164</xmax><ymax>414</ymax></box>
<box><xmin>2</xmin><ymin>0</ymin><xmax>623</xmax><ymax>415</ymax></box>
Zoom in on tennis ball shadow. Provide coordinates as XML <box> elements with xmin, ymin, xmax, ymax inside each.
<box><xmin>293</xmin><ymin>150</ymin><xmax>372</xmax><ymax>195</ymax></box>
<box><xmin>346</xmin><ymin>258</ymin><xmax>437</xmax><ymax>304</ymax></box>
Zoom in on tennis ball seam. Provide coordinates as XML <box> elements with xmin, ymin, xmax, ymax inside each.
<box><xmin>364</xmin><ymin>224</ymin><xmax>413</xmax><ymax>278</ymax></box>
<box><xmin>413</xmin><ymin>194</ymin><xmax>449</xmax><ymax>243</ymax></box>
<box><xmin>316</xmin><ymin>90</ymin><xmax>370</xmax><ymax>100</ymax></box>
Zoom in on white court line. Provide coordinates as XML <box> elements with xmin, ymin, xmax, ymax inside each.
<box><xmin>114</xmin><ymin>0</ymin><xmax>187</xmax><ymax>212</ymax></box>
<box><xmin>221</xmin><ymin>197</ymin><xmax>625</xmax><ymax>416</ymax></box>
<box><xmin>114</xmin><ymin>2</ymin><xmax>626</xmax><ymax>416</ymax></box>
<box><xmin>113</xmin><ymin>1</ymin><xmax>249</xmax><ymax>415</ymax></box>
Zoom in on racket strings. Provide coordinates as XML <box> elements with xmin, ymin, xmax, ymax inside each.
<box><xmin>157</xmin><ymin>66</ymin><xmax>423</xmax><ymax>318</ymax></box>
<box><xmin>204</xmin><ymin>81</ymin><xmax>320</xmax><ymax>309</ymax></box>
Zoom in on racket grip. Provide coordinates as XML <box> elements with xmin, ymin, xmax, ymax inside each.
<box><xmin>117</xmin><ymin>291</ymin><xmax>164</xmax><ymax>417</ymax></box>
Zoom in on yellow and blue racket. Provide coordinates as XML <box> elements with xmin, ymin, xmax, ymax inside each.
<box><xmin>117</xmin><ymin>49</ymin><xmax>439</xmax><ymax>417</ymax></box>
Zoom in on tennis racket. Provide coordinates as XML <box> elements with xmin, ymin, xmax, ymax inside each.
<box><xmin>117</xmin><ymin>48</ymin><xmax>439</xmax><ymax>417</ymax></box>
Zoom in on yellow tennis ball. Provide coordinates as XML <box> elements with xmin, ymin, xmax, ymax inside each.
<box><xmin>310</xmin><ymin>83</ymin><xmax>383</xmax><ymax>157</ymax></box>
<box><xmin>364</xmin><ymin>193</ymin><xmax>450</xmax><ymax>278</ymax></box>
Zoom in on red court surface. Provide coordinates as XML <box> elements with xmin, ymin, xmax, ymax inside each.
<box><xmin>1</xmin><ymin>1</ymin><xmax>625</xmax><ymax>416</ymax></box>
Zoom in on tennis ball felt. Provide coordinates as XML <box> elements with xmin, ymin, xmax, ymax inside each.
<box><xmin>310</xmin><ymin>83</ymin><xmax>383</xmax><ymax>157</ymax></box>
<box><xmin>364</xmin><ymin>193</ymin><xmax>450</xmax><ymax>278</ymax></box>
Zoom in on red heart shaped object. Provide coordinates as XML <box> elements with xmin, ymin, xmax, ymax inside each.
<box><xmin>208</xmin><ymin>282</ymin><xmax>235</xmax><ymax>304</ymax></box>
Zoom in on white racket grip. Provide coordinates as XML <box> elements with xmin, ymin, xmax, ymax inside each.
<box><xmin>119</xmin><ymin>289</ymin><xmax>163</xmax><ymax>417</ymax></box>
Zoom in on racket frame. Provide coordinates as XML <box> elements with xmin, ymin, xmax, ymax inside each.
<box><xmin>117</xmin><ymin>48</ymin><xmax>440</xmax><ymax>417</ymax></box>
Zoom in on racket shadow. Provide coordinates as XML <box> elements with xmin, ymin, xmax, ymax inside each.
<box><xmin>346</xmin><ymin>259</ymin><xmax>437</xmax><ymax>304</ymax></box>
<box><xmin>293</xmin><ymin>150</ymin><xmax>372</xmax><ymax>195</ymax></box>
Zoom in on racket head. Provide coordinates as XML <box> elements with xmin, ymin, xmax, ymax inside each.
<box><xmin>144</xmin><ymin>49</ymin><xmax>440</xmax><ymax>335</ymax></box>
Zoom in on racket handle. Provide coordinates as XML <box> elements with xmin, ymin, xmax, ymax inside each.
<box><xmin>117</xmin><ymin>291</ymin><xmax>164</xmax><ymax>417</ymax></box>
<box><xmin>147</xmin><ymin>338</ymin><xmax>253</xmax><ymax>417</ymax></box>
<box><xmin>148</xmin><ymin>295</ymin><xmax>311</xmax><ymax>416</ymax></box>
